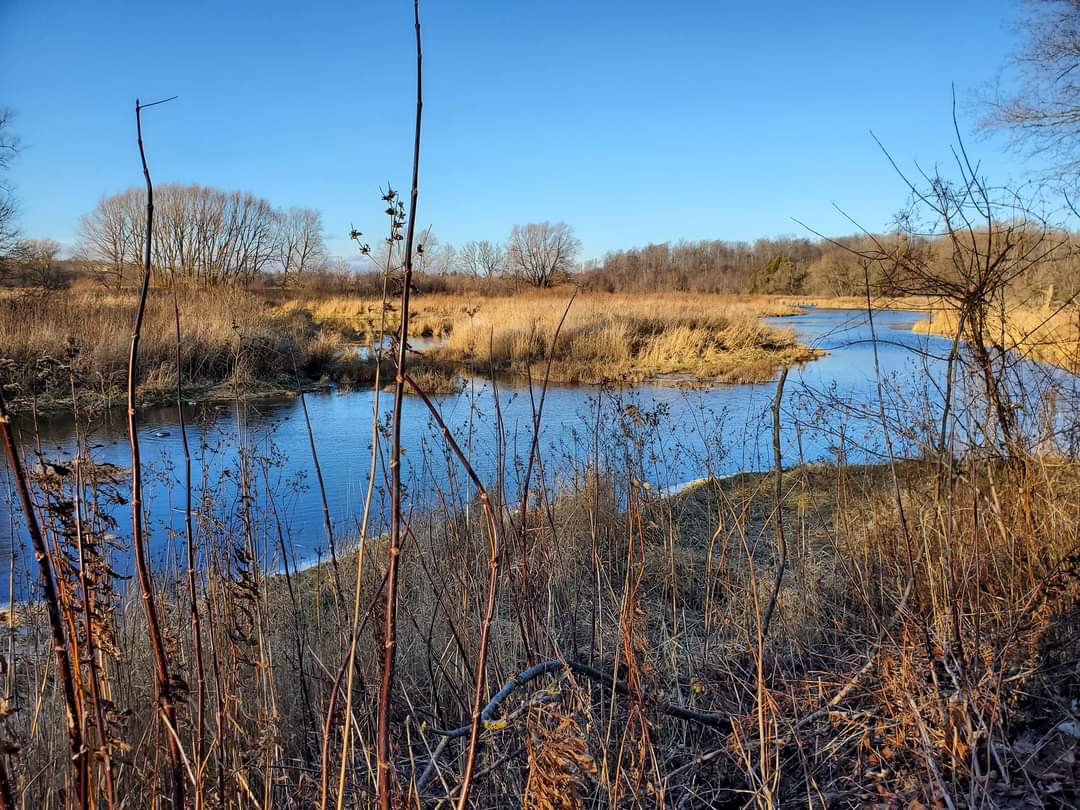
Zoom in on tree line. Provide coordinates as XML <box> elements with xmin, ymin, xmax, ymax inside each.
<box><xmin>76</xmin><ymin>183</ymin><xmax>329</xmax><ymax>288</ymax></box>
<box><xmin>400</xmin><ymin>220</ymin><xmax>582</xmax><ymax>288</ymax></box>
<box><xmin>22</xmin><ymin>182</ymin><xmax>585</xmax><ymax>291</ymax></box>
<box><xmin>577</xmin><ymin>229</ymin><xmax>1080</xmax><ymax>301</ymax></box>
<box><xmin>5</xmin><ymin>158</ymin><xmax>1078</xmax><ymax>304</ymax></box>
<box><xmin>9</xmin><ymin>176</ymin><xmax>1080</xmax><ymax>303</ymax></box>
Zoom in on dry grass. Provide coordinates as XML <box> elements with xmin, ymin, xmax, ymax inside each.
<box><xmin>15</xmin><ymin>451</ymin><xmax>1076</xmax><ymax>807</ymax></box>
<box><xmin>3</xmin><ymin>288</ymin><xmax>817</xmax><ymax>411</ymax></box>
<box><xmin>275</xmin><ymin>289</ymin><xmax>820</xmax><ymax>387</ymax></box>
<box><xmin>913</xmin><ymin>301</ymin><xmax>1080</xmax><ymax>370</ymax></box>
<box><xmin>429</xmin><ymin>292</ymin><xmax>815</xmax><ymax>384</ymax></box>
<box><xmin>0</xmin><ymin>287</ymin><xmax>357</xmax><ymax>409</ymax></box>
<box><xmin>781</xmin><ymin>293</ymin><xmax>938</xmax><ymax>311</ymax></box>
<box><xmin>275</xmin><ymin>291</ymin><xmax>461</xmax><ymax>340</ymax></box>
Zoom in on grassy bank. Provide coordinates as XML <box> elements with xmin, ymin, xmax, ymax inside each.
<box><xmin>781</xmin><ymin>293</ymin><xmax>937</xmax><ymax>311</ymax></box>
<box><xmin>433</xmin><ymin>293</ymin><xmax>817</xmax><ymax>383</ymax></box>
<box><xmin>286</xmin><ymin>290</ymin><xmax>817</xmax><ymax>384</ymax></box>
<box><xmin>0</xmin><ymin>287</ymin><xmax>353</xmax><ymax>410</ymax></box>
<box><xmin>12</xmin><ymin>450</ymin><xmax>1079</xmax><ymax>807</ymax></box>
<box><xmin>913</xmin><ymin>302</ymin><xmax>1080</xmax><ymax>371</ymax></box>
<box><xmin>258</xmin><ymin>456</ymin><xmax>1080</xmax><ymax>807</ymax></box>
<box><xmin>1</xmin><ymin>288</ymin><xmax>817</xmax><ymax>411</ymax></box>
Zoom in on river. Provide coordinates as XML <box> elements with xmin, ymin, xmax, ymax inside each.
<box><xmin>2</xmin><ymin>307</ymin><xmax>1076</xmax><ymax>599</ymax></box>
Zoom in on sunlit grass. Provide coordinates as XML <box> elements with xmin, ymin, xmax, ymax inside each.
<box><xmin>0</xmin><ymin>287</ymin><xmax>348</xmax><ymax>408</ymax></box>
<box><xmin>913</xmin><ymin>302</ymin><xmax>1080</xmax><ymax>370</ymax></box>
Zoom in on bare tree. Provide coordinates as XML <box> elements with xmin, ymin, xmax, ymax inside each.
<box><xmin>10</xmin><ymin>238</ymin><xmax>65</xmax><ymax>288</ymax></box>
<box><xmin>78</xmin><ymin>183</ymin><xmax>318</xmax><ymax>286</ymax></box>
<box><xmin>77</xmin><ymin>189</ymin><xmax>143</xmax><ymax>287</ymax></box>
<box><xmin>984</xmin><ymin>0</ymin><xmax>1080</xmax><ymax>175</ymax></box>
<box><xmin>844</xmin><ymin>134</ymin><xmax>1070</xmax><ymax>454</ymax></box>
<box><xmin>278</xmin><ymin>207</ymin><xmax>327</xmax><ymax>286</ymax></box>
<box><xmin>459</xmin><ymin>239</ymin><xmax>506</xmax><ymax>278</ymax></box>
<box><xmin>507</xmin><ymin>221</ymin><xmax>580</xmax><ymax>287</ymax></box>
<box><xmin>0</xmin><ymin>109</ymin><xmax>20</xmax><ymax>260</ymax></box>
<box><xmin>414</xmin><ymin>228</ymin><xmax>456</xmax><ymax>275</ymax></box>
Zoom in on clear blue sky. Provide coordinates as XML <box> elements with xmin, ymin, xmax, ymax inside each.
<box><xmin>0</xmin><ymin>0</ymin><xmax>1028</xmax><ymax>261</ymax></box>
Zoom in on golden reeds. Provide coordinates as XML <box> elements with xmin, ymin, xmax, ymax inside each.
<box><xmin>914</xmin><ymin>301</ymin><xmax>1080</xmax><ymax>371</ymax></box>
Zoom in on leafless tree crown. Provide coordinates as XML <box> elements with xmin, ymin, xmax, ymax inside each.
<box><xmin>984</xmin><ymin>0</ymin><xmax>1080</xmax><ymax>174</ymax></box>
<box><xmin>77</xmin><ymin>183</ymin><xmax>328</xmax><ymax>287</ymax></box>
<box><xmin>507</xmin><ymin>221</ymin><xmax>581</xmax><ymax>288</ymax></box>
<box><xmin>0</xmin><ymin>109</ymin><xmax>19</xmax><ymax>257</ymax></box>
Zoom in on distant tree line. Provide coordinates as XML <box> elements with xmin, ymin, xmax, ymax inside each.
<box><xmin>575</xmin><ymin>236</ymin><xmax>872</xmax><ymax>295</ymax></box>
<box><xmin>9</xmin><ymin>173</ymin><xmax>1080</xmax><ymax>306</ymax></box>
<box><xmin>404</xmin><ymin>221</ymin><xmax>582</xmax><ymax>288</ymax></box>
<box><xmin>577</xmin><ymin>230</ymin><xmax>1080</xmax><ymax>301</ymax></box>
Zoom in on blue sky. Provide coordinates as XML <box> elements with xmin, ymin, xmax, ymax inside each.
<box><xmin>0</xmin><ymin>1</ymin><xmax>1029</xmax><ymax>261</ymax></box>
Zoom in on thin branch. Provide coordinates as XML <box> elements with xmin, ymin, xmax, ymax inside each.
<box><xmin>130</xmin><ymin>96</ymin><xmax>185</xmax><ymax>810</ymax></box>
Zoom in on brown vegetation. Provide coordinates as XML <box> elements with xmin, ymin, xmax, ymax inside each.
<box><xmin>7</xmin><ymin>446</ymin><xmax>1080</xmax><ymax>807</ymax></box>
<box><xmin>0</xmin><ymin>288</ymin><xmax>814</xmax><ymax>412</ymax></box>
<box><xmin>433</xmin><ymin>292</ymin><xmax>814</xmax><ymax>384</ymax></box>
<box><xmin>914</xmin><ymin>301</ymin><xmax>1080</xmax><ymax>371</ymax></box>
<box><xmin>0</xmin><ymin>287</ymin><xmax>354</xmax><ymax>410</ymax></box>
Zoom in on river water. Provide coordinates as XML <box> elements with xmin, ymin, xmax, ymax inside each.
<box><xmin>2</xmin><ymin>307</ymin><xmax>1076</xmax><ymax>598</ymax></box>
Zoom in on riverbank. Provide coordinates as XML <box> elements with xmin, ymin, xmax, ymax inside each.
<box><xmin>912</xmin><ymin>301</ymin><xmax>1080</xmax><ymax>371</ymax></box>
<box><xmin>252</xmin><ymin>456</ymin><xmax>1080</xmax><ymax>805</ymax></box>
<box><xmin>1</xmin><ymin>287</ymin><xmax>819</xmax><ymax>412</ymax></box>
<box><xmin>781</xmin><ymin>293</ymin><xmax>938</xmax><ymax>311</ymax></box>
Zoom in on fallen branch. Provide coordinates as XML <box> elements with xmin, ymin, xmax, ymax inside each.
<box><xmin>415</xmin><ymin>659</ymin><xmax>732</xmax><ymax>795</ymax></box>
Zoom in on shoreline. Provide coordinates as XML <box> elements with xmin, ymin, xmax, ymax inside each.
<box><xmin>12</xmin><ymin>339</ymin><xmax>826</xmax><ymax>417</ymax></box>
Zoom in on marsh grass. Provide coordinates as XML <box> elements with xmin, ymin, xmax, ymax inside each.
<box><xmin>0</xmin><ymin>287</ymin><xmax>351</xmax><ymax>409</ymax></box>
<box><xmin>914</xmin><ymin>301</ymin><xmax>1080</xmax><ymax>371</ymax></box>
<box><xmin>782</xmin><ymin>294</ymin><xmax>938</xmax><ymax>311</ymax></box>
<box><xmin>11</xmin><ymin>446</ymin><xmax>1078</xmax><ymax>807</ymax></box>
<box><xmin>2</xmin><ymin>289</ymin><xmax>816</xmax><ymax>411</ymax></box>
<box><xmin>430</xmin><ymin>293</ymin><xmax>816</xmax><ymax>384</ymax></box>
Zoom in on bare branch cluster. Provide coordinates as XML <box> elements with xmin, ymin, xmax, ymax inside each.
<box><xmin>77</xmin><ymin>183</ymin><xmax>328</xmax><ymax>288</ymax></box>
<box><xmin>0</xmin><ymin>109</ymin><xmax>19</xmax><ymax>258</ymax></box>
<box><xmin>983</xmin><ymin>0</ymin><xmax>1080</xmax><ymax>175</ymax></box>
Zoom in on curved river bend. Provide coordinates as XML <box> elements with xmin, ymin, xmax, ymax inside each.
<box><xmin>2</xmin><ymin>307</ymin><xmax>1076</xmax><ymax>597</ymax></box>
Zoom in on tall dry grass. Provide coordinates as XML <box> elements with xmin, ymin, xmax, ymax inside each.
<box><xmin>783</xmin><ymin>293</ymin><xmax>938</xmax><ymax>311</ymax></box>
<box><xmin>18</xmin><ymin>287</ymin><xmax>814</xmax><ymax>397</ymax></box>
<box><xmin>0</xmin><ymin>287</ymin><xmax>348</xmax><ymax>409</ymax></box>
<box><xmin>3</xmin><ymin>288</ymin><xmax>814</xmax><ymax>411</ymax></box>
<box><xmin>914</xmin><ymin>301</ymin><xmax>1080</xmax><ymax>371</ymax></box>
<box><xmin>162</xmin><ymin>291</ymin><xmax>816</xmax><ymax>390</ymax></box>
<box><xmin>9</xmin><ymin>437</ymin><xmax>1079</xmax><ymax>807</ymax></box>
<box><xmin>431</xmin><ymin>293</ymin><xmax>814</xmax><ymax>383</ymax></box>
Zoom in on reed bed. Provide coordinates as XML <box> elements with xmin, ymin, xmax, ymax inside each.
<box><xmin>2</xmin><ymin>289</ymin><xmax>815</xmax><ymax>412</ymax></box>
<box><xmin>914</xmin><ymin>301</ymin><xmax>1080</xmax><ymax>371</ymax></box>
<box><xmin>782</xmin><ymin>294</ymin><xmax>938</xmax><ymax>311</ymax></box>
<box><xmin>0</xmin><ymin>287</ymin><xmax>350</xmax><ymax>409</ymax></box>
<box><xmin>429</xmin><ymin>293</ymin><xmax>815</xmax><ymax>383</ymax></box>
